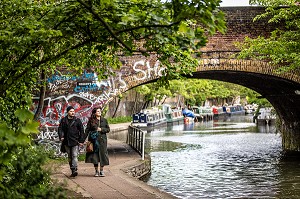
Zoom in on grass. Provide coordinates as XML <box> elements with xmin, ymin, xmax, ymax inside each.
<box><xmin>107</xmin><ymin>116</ymin><xmax>132</xmax><ymax>124</ymax></box>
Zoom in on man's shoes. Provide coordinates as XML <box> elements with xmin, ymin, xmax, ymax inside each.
<box><xmin>70</xmin><ymin>170</ymin><xmax>78</xmax><ymax>177</ymax></box>
<box><xmin>99</xmin><ymin>171</ymin><xmax>105</xmax><ymax>177</ymax></box>
<box><xmin>73</xmin><ymin>170</ymin><xmax>78</xmax><ymax>176</ymax></box>
<box><xmin>94</xmin><ymin>171</ymin><xmax>99</xmax><ymax>177</ymax></box>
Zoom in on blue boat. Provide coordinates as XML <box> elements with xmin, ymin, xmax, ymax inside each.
<box><xmin>226</xmin><ymin>104</ymin><xmax>245</xmax><ymax>116</ymax></box>
<box><xmin>131</xmin><ymin>107</ymin><xmax>167</xmax><ymax>128</ymax></box>
<box><xmin>182</xmin><ymin>108</ymin><xmax>196</xmax><ymax>124</ymax></box>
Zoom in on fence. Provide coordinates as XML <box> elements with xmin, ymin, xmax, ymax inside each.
<box><xmin>127</xmin><ymin>125</ymin><xmax>146</xmax><ymax>160</ymax></box>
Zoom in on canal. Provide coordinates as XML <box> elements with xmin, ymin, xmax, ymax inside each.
<box><xmin>109</xmin><ymin>115</ymin><xmax>300</xmax><ymax>198</ymax></box>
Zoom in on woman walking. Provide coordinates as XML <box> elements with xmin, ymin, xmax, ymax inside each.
<box><xmin>85</xmin><ymin>107</ymin><xmax>110</xmax><ymax>177</ymax></box>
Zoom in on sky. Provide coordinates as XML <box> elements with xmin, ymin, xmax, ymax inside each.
<box><xmin>219</xmin><ymin>0</ymin><xmax>252</xmax><ymax>7</ymax></box>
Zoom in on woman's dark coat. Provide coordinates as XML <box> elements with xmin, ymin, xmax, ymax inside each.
<box><xmin>85</xmin><ymin>117</ymin><xmax>110</xmax><ymax>166</ymax></box>
<box><xmin>58</xmin><ymin>116</ymin><xmax>85</xmax><ymax>147</ymax></box>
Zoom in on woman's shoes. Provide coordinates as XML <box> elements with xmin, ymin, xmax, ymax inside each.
<box><xmin>99</xmin><ymin>171</ymin><xmax>105</xmax><ymax>177</ymax></box>
<box><xmin>94</xmin><ymin>170</ymin><xmax>105</xmax><ymax>177</ymax></box>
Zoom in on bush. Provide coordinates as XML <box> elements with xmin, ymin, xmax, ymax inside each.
<box><xmin>0</xmin><ymin>145</ymin><xmax>68</xmax><ymax>199</ymax></box>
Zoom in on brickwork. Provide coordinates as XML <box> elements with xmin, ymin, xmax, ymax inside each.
<box><xmin>36</xmin><ymin>7</ymin><xmax>300</xmax><ymax>153</ymax></box>
<box><xmin>203</xmin><ymin>7</ymin><xmax>277</xmax><ymax>51</ymax></box>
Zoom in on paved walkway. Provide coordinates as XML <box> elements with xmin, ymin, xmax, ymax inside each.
<box><xmin>51</xmin><ymin>123</ymin><xmax>177</xmax><ymax>199</ymax></box>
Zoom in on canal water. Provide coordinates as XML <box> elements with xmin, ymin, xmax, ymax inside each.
<box><xmin>139</xmin><ymin>115</ymin><xmax>300</xmax><ymax>199</ymax></box>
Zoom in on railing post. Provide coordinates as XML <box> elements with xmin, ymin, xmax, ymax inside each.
<box><xmin>142</xmin><ymin>129</ymin><xmax>145</xmax><ymax>160</ymax></box>
<box><xmin>127</xmin><ymin>125</ymin><xmax>146</xmax><ymax>160</ymax></box>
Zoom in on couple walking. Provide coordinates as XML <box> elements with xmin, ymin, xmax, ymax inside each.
<box><xmin>58</xmin><ymin>106</ymin><xmax>110</xmax><ymax>177</ymax></box>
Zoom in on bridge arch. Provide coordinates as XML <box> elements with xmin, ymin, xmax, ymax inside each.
<box><xmin>36</xmin><ymin>6</ymin><xmax>300</xmax><ymax>154</ymax></box>
<box><xmin>117</xmin><ymin>55</ymin><xmax>300</xmax><ymax>127</ymax></box>
<box><xmin>37</xmin><ymin>52</ymin><xmax>300</xmax><ymax>154</ymax></box>
<box><xmin>114</xmin><ymin>54</ymin><xmax>300</xmax><ymax>154</ymax></box>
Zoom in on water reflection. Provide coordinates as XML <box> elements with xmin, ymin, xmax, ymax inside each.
<box><xmin>141</xmin><ymin>115</ymin><xmax>300</xmax><ymax>199</ymax></box>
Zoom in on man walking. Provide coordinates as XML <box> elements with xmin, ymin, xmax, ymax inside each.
<box><xmin>58</xmin><ymin>106</ymin><xmax>85</xmax><ymax>177</ymax></box>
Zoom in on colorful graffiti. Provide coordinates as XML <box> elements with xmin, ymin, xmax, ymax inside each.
<box><xmin>35</xmin><ymin>57</ymin><xmax>165</xmax><ymax>156</ymax></box>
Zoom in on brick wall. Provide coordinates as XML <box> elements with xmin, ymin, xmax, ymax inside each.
<box><xmin>203</xmin><ymin>6</ymin><xmax>276</xmax><ymax>51</ymax></box>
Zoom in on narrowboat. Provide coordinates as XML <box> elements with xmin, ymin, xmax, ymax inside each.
<box><xmin>212</xmin><ymin>106</ymin><xmax>227</xmax><ymax>119</ymax></box>
<box><xmin>253</xmin><ymin>107</ymin><xmax>276</xmax><ymax>125</ymax></box>
<box><xmin>162</xmin><ymin>104</ymin><xmax>184</xmax><ymax>124</ymax></box>
<box><xmin>131</xmin><ymin>107</ymin><xmax>167</xmax><ymax>128</ymax></box>
<box><xmin>226</xmin><ymin>104</ymin><xmax>245</xmax><ymax>116</ymax></box>
<box><xmin>182</xmin><ymin>108</ymin><xmax>196</xmax><ymax>124</ymax></box>
<box><xmin>191</xmin><ymin>106</ymin><xmax>213</xmax><ymax>121</ymax></box>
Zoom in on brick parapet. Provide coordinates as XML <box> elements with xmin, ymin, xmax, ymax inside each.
<box><xmin>203</xmin><ymin>6</ymin><xmax>276</xmax><ymax>51</ymax></box>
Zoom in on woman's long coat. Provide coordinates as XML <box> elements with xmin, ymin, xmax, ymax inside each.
<box><xmin>85</xmin><ymin>117</ymin><xmax>110</xmax><ymax>166</ymax></box>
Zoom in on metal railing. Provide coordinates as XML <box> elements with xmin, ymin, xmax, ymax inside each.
<box><xmin>127</xmin><ymin>125</ymin><xmax>146</xmax><ymax>160</ymax></box>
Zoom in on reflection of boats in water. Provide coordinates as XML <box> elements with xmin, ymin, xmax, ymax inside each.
<box><xmin>253</xmin><ymin>107</ymin><xmax>276</xmax><ymax>125</ymax></box>
<box><xmin>131</xmin><ymin>107</ymin><xmax>167</xmax><ymax>128</ymax></box>
<box><xmin>256</xmin><ymin>124</ymin><xmax>277</xmax><ymax>133</ymax></box>
<box><xmin>183</xmin><ymin>122</ymin><xmax>194</xmax><ymax>131</ymax></box>
<box><xmin>162</xmin><ymin>104</ymin><xmax>184</xmax><ymax>124</ymax></box>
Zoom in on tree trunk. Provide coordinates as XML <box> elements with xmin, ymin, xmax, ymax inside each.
<box><xmin>112</xmin><ymin>97</ymin><xmax>121</xmax><ymax>118</ymax></box>
<box><xmin>33</xmin><ymin>69</ymin><xmax>46</xmax><ymax>121</ymax></box>
<box><xmin>131</xmin><ymin>91</ymin><xmax>138</xmax><ymax>115</ymax></box>
<box><xmin>162</xmin><ymin>96</ymin><xmax>167</xmax><ymax>105</ymax></box>
<box><xmin>142</xmin><ymin>100</ymin><xmax>149</xmax><ymax>110</ymax></box>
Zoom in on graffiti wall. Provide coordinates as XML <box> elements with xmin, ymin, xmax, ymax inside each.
<box><xmin>34</xmin><ymin>54</ymin><xmax>165</xmax><ymax>156</ymax></box>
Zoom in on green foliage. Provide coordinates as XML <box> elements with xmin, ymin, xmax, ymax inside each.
<box><xmin>134</xmin><ymin>79</ymin><xmax>266</xmax><ymax>107</ymax></box>
<box><xmin>0</xmin><ymin>0</ymin><xmax>226</xmax><ymax>197</ymax></box>
<box><xmin>0</xmin><ymin>146</ymin><xmax>67</xmax><ymax>199</ymax></box>
<box><xmin>0</xmin><ymin>110</ymin><xmax>39</xmax><ymax>180</ymax></box>
<box><xmin>107</xmin><ymin>116</ymin><xmax>132</xmax><ymax>124</ymax></box>
<box><xmin>239</xmin><ymin>0</ymin><xmax>300</xmax><ymax>72</ymax></box>
<box><xmin>242</xmin><ymin>87</ymin><xmax>272</xmax><ymax>107</ymax></box>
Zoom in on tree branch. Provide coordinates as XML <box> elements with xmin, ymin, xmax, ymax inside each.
<box><xmin>116</xmin><ymin>22</ymin><xmax>180</xmax><ymax>34</ymax></box>
<box><xmin>0</xmin><ymin>39</ymin><xmax>92</xmax><ymax>93</ymax></box>
<box><xmin>76</xmin><ymin>0</ymin><xmax>142</xmax><ymax>52</ymax></box>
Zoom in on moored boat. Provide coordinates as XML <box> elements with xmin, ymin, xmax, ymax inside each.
<box><xmin>244</xmin><ymin>104</ymin><xmax>254</xmax><ymax>114</ymax></box>
<box><xmin>226</xmin><ymin>104</ymin><xmax>245</xmax><ymax>116</ymax></box>
<box><xmin>212</xmin><ymin>106</ymin><xmax>227</xmax><ymax>119</ymax></box>
<box><xmin>192</xmin><ymin>106</ymin><xmax>213</xmax><ymax>121</ymax></box>
<box><xmin>162</xmin><ymin>104</ymin><xmax>184</xmax><ymax>124</ymax></box>
<box><xmin>182</xmin><ymin>108</ymin><xmax>196</xmax><ymax>124</ymax></box>
<box><xmin>253</xmin><ymin>107</ymin><xmax>276</xmax><ymax>125</ymax></box>
<box><xmin>131</xmin><ymin>107</ymin><xmax>167</xmax><ymax>128</ymax></box>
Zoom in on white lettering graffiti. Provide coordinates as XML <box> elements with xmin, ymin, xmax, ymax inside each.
<box><xmin>79</xmin><ymin>92</ymin><xmax>97</xmax><ymax>100</ymax></box>
<box><xmin>133</xmin><ymin>60</ymin><xmax>165</xmax><ymax>80</ymax></box>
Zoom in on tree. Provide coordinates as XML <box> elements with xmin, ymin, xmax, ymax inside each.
<box><xmin>239</xmin><ymin>0</ymin><xmax>300</xmax><ymax>72</ymax></box>
<box><xmin>0</xmin><ymin>1</ymin><xmax>226</xmax><ymax>196</ymax></box>
<box><xmin>240</xmin><ymin>87</ymin><xmax>272</xmax><ymax>107</ymax></box>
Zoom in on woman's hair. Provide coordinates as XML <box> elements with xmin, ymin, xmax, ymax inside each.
<box><xmin>89</xmin><ymin>107</ymin><xmax>101</xmax><ymax>123</ymax></box>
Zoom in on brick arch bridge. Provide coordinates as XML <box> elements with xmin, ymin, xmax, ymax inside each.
<box><xmin>36</xmin><ymin>7</ymin><xmax>300</xmax><ymax>154</ymax></box>
<box><xmin>116</xmin><ymin>53</ymin><xmax>300</xmax><ymax>155</ymax></box>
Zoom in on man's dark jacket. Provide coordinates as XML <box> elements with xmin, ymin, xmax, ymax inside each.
<box><xmin>58</xmin><ymin>116</ymin><xmax>85</xmax><ymax>147</ymax></box>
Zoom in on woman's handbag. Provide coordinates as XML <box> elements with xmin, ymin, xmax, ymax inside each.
<box><xmin>86</xmin><ymin>141</ymin><xmax>93</xmax><ymax>152</ymax></box>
